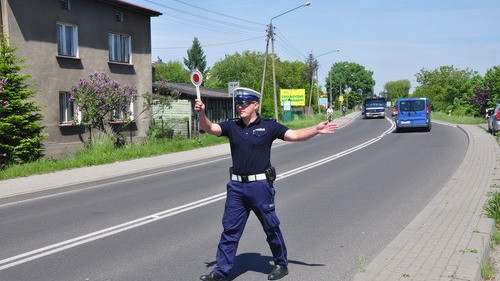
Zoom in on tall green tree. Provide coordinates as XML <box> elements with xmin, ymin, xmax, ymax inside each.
<box><xmin>153</xmin><ymin>59</ymin><xmax>190</xmax><ymax>83</ymax></box>
<box><xmin>0</xmin><ymin>35</ymin><xmax>45</xmax><ymax>167</ymax></box>
<box><xmin>383</xmin><ymin>79</ymin><xmax>411</xmax><ymax>102</ymax></box>
<box><xmin>414</xmin><ymin>66</ymin><xmax>479</xmax><ymax>113</ymax></box>
<box><xmin>468</xmin><ymin>66</ymin><xmax>500</xmax><ymax>116</ymax></box>
<box><xmin>206</xmin><ymin>51</ymin><xmax>309</xmax><ymax>118</ymax></box>
<box><xmin>206</xmin><ymin>51</ymin><xmax>270</xmax><ymax>115</ymax></box>
<box><xmin>326</xmin><ymin>62</ymin><xmax>375</xmax><ymax>108</ymax></box>
<box><xmin>484</xmin><ymin>66</ymin><xmax>500</xmax><ymax>106</ymax></box>
<box><xmin>184</xmin><ymin>37</ymin><xmax>207</xmax><ymax>73</ymax></box>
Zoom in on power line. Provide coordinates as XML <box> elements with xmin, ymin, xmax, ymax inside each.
<box><xmin>155</xmin><ymin>14</ymin><xmax>261</xmax><ymax>36</ymax></box>
<box><xmin>144</xmin><ymin>0</ymin><xmax>264</xmax><ymax>32</ymax></box>
<box><xmin>161</xmin><ymin>0</ymin><xmax>265</xmax><ymax>26</ymax></box>
<box><xmin>153</xmin><ymin>36</ymin><xmax>266</xmax><ymax>49</ymax></box>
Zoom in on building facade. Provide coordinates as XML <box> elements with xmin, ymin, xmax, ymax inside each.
<box><xmin>0</xmin><ymin>0</ymin><xmax>160</xmax><ymax>157</ymax></box>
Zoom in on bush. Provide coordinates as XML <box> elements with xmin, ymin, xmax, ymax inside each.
<box><xmin>147</xmin><ymin>124</ymin><xmax>174</xmax><ymax>139</ymax></box>
<box><xmin>485</xmin><ymin>192</ymin><xmax>500</xmax><ymax>224</ymax></box>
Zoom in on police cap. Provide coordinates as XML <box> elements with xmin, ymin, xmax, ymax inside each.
<box><xmin>233</xmin><ymin>87</ymin><xmax>261</xmax><ymax>102</ymax></box>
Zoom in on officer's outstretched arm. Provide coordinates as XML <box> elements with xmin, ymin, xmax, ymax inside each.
<box><xmin>284</xmin><ymin>121</ymin><xmax>338</xmax><ymax>142</ymax></box>
<box><xmin>194</xmin><ymin>99</ymin><xmax>222</xmax><ymax>136</ymax></box>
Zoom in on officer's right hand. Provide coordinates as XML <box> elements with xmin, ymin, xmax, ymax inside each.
<box><xmin>194</xmin><ymin>99</ymin><xmax>205</xmax><ymax>112</ymax></box>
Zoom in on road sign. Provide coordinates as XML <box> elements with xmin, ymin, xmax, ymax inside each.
<box><xmin>228</xmin><ymin>81</ymin><xmax>240</xmax><ymax>118</ymax></box>
<box><xmin>190</xmin><ymin>70</ymin><xmax>203</xmax><ymax>100</ymax></box>
<box><xmin>228</xmin><ymin>81</ymin><xmax>240</xmax><ymax>96</ymax></box>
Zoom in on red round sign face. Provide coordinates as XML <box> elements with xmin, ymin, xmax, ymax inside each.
<box><xmin>191</xmin><ymin>71</ymin><xmax>203</xmax><ymax>86</ymax></box>
<box><xmin>192</xmin><ymin>74</ymin><xmax>200</xmax><ymax>83</ymax></box>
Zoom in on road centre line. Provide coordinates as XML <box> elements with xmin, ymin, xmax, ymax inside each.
<box><xmin>0</xmin><ymin>118</ymin><xmax>395</xmax><ymax>271</ymax></box>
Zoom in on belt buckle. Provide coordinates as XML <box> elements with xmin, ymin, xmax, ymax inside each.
<box><xmin>240</xmin><ymin>175</ymin><xmax>249</xmax><ymax>183</ymax></box>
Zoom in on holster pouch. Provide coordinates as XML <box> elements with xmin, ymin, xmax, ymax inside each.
<box><xmin>265</xmin><ymin>166</ymin><xmax>276</xmax><ymax>186</ymax></box>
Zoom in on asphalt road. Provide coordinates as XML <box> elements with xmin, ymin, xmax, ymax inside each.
<box><xmin>0</xmin><ymin>116</ymin><xmax>468</xmax><ymax>281</ymax></box>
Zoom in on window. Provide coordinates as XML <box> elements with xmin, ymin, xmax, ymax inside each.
<box><xmin>108</xmin><ymin>33</ymin><xmax>131</xmax><ymax>63</ymax></box>
<box><xmin>59</xmin><ymin>92</ymin><xmax>78</xmax><ymax>124</ymax></box>
<box><xmin>111</xmin><ymin>102</ymin><xmax>134</xmax><ymax>122</ymax></box>
<box><xmin>400</xmin><ymin>100</ymin><xmax>425</xmax><ymax>111</ymax></box>
<box><xmin>115</xmin><ymin>11</ymin><xmax>124</xmax><ymax>22</ymax></box>
<box><xmin>57</xmin><ymin>23</ymin><xmax>78</xmax><ymax>57</ymax></box>
<box><xmin>60</xmin><ymin>0</ymin><xmax>70</xmax><ymax>10</ymax></box>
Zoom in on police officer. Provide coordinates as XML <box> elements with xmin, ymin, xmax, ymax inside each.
<box><xmin>195</xmin><ymin>87</ymin><xmax>338</xmax><ymax>281</ymax></box>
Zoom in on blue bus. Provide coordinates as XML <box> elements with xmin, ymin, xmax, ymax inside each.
<box><xmin>363</xmin><ymin>97</ymin><xmax>386</xmax><ymax>119</ymax></box>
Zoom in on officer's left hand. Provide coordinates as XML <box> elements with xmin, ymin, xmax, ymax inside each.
<box><xmin>316</xmin><ymin>121</ymin><xmax>339</xmax><ymax>134</ymax></box>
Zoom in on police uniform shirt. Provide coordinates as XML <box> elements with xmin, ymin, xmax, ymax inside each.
<box><xmin>219</xmin><ymin>116</ymin><xmax>289</xmax><ymax>175</ymax></box>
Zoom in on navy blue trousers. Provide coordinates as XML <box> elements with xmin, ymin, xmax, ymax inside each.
<box><xmin>212</xmin><ymin>180</ymin><xmax>288</xmax><ymax>278</ymax></box>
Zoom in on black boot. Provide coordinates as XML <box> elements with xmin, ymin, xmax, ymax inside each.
<box><xmin>200</xmin><ymin>271</ymin><xmax>226</xmax><ymax>281</ymax></box>
<box><xmin>268</xmin><ymin>265</ymin><xmax>288</xmax><ymax>280</ymax></box>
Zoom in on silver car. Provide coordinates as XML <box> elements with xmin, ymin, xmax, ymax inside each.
<box><xmin>488</xmin><ymin>104</ymin><xmax>500</xmax><ymax>134</ymax></box>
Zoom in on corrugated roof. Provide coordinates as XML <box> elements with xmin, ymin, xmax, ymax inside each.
<box><xmin>97</xmin><ymin>0</ymin><xmax>162</xmax><ymax>16</ymax></box>
<box><xmin>168</xmin><ymin>83</ymin><xmax>231</xmax><ymax>99</ymax></box>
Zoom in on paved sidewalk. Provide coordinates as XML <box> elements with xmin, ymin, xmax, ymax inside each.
<box><xmin>353</xmin><ymin>124</ymin><xmax>499</xmax><ymax>281</ymax></box>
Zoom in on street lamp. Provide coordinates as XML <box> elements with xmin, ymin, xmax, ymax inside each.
<box><xmin>260</xmin><ymin>2</ymin><xmax>311</xmax><ymax>121</ymax></box>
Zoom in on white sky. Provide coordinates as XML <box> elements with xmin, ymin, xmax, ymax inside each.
<box><xmin>128</xmin><ymin>0</ymin><xmax>500</xmax><ymax>94</ymax></box>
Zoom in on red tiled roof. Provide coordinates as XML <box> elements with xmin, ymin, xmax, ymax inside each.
<box><xmin>97</xmin><ymin>0</ymin><xmax>162</xmax><ymax>16</ymax></box>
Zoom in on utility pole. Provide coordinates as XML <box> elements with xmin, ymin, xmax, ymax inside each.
<box><xmin>260</xmin><ymin>24</ymin><xmax>273</xmax><ymax>115</ymax></box>
<box><xmin>260</xmin><ymin>2</ymin><xmax>311</xmax><ymax>121</ymax></box>
<box><xmin>270</xmin><ymin>24</ymin><xmax>279</xmax><ymax>122</ymax></box>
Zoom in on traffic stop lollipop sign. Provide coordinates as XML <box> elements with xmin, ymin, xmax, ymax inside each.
<box><xmin>191</xmin><ymin>70</ymin><xmax>203</xmax><ymax>122</ymax></box>
<box><xmin>190</xmin><ymin>70</ymin><xmax>203</xmax><ymax>100</ymax></box>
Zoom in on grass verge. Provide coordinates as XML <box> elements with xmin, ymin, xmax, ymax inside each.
<box><xmin>431</xmin><ymin>111</ymin><xmax>487</xmax><ymax>124</ymax></box>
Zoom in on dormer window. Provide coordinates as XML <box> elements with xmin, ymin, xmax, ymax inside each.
<box><xmin>60</xmin><ymin>0</ymin><xmax>70</xmax><ymax>10</ymax></box>
<box><xmin>115</xmin><ymin>11</ymin><xmax>124</xmax><ymax>22</ymax></box>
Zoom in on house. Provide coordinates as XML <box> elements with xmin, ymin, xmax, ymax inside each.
<box><xmin>150</xmin><ymin>83</ymin><xmax>233</xmax><ymax>137</ymax></box>
<box><xmin>0</xmin><ymin>0</ymin><xmax>161</xmax><ymax>158</ymax></box>
<box><xmin>170</xmin><ymin>82</ymin><xmax>233</xmax><ymax>120</ymax></box>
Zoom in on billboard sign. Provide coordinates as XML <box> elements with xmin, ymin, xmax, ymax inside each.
<box><xmin>280</xmin><ymin>89</ymin><xmax>305</xmax><ymax>106</ymax></box>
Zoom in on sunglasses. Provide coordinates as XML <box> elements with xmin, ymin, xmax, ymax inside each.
<box><xmin>235</xmin><ymin>99</ymin><xmax>258</xmax><ymax>107</ymax></box>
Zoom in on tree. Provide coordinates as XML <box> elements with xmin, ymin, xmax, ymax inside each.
<box><xmin>205</xmin><ymin>51</ymin><xmax>271</xmax><ymax>115</ymax></box>
<box><xmin>383</xmin><ymin>80</ymin><xmax>411</xmax><ymax>102</ymax></box>
<box><xmin>184</xmin><ymin>37</ymin><xmax>207</xmax><ymax>73</ymax></box>
<box><xmin>326</xmin><ymin>62</ymin><xmax>375</xmax><ymax>108</ymax></box>
<box><xmin>153</xmin><ymin>59</ymin><xmax>190</xmax><ymax>83</ymax></box>
<box><xmin>70</xmin><ymin>71</ymin><xmax>138</xmax><ymax>140</ymax></box>
<box><xmin>467</xmin><ymin>66</ymin><xmax>500</xmax><ymax>116</ymax></box>
<box><xmin>0</xmin><ymin>35</ymin><xmax>44</xmax><ymax>167</ymax></box>
<box><xmin>469</xmin><ymin>87</ymin><xmax>491</xmax><ymax>116</ymax></box>
<box><xmin>484</xmin><ymin>66</ymin><xmax>500</xmax><ymax>106</ymax></box>
<box><xmin>206</xmin><ymin>51</ymin><xmax>309</xmax><ymax>118</ymax></box>
<box><xmin>414</xmin><ymin>66</ymin><xmax>479</xmax><ymax>113</ymax></box>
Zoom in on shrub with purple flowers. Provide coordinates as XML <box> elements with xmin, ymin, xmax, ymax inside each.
<box><xmin>71</xmin><ymin>71</ymin><xmax>138</xmax><ymax>138</ymax></box>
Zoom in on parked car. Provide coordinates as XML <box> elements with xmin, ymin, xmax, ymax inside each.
<box><xmin>487</xmin><ymin>104</ymin><xmax>500</xmax><ymax>135</ymax></box>
<box><xmin>394</xmin><ymin>98</ymin><xmax>432</xmax><ymax>132</ymax></box>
